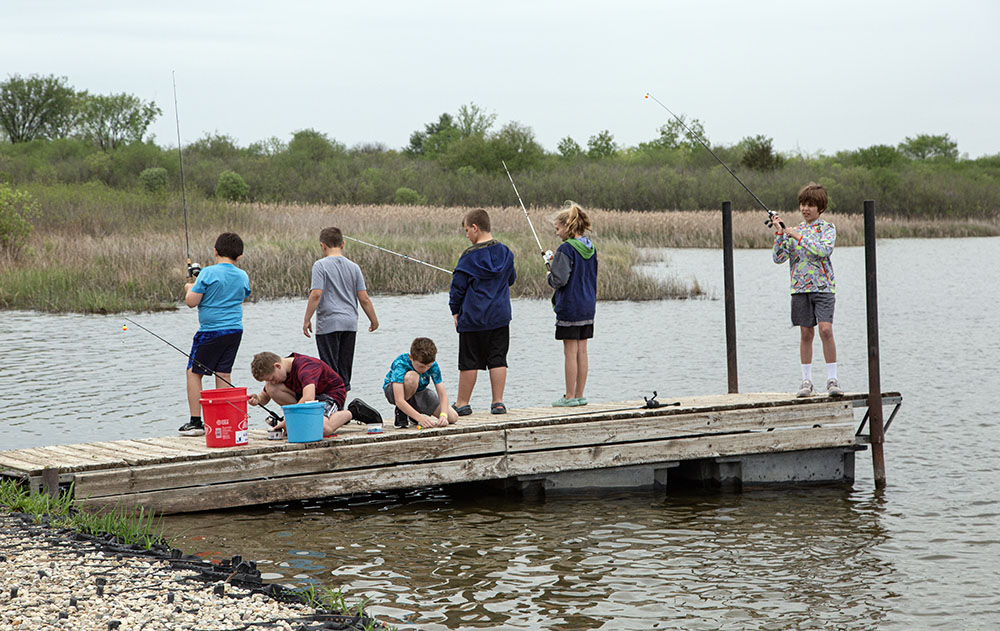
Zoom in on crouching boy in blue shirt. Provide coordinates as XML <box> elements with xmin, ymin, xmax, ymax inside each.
<box><xmin>384</xmin><ymin>337</ymin><xmax>459</xmax><ymax>429</ymax></box>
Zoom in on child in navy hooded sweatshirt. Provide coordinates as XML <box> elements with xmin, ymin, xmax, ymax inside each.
<box><xmin>449</xmin><ymin>208</ymin><xmax>517</xmax><ymax>415</ymax></box>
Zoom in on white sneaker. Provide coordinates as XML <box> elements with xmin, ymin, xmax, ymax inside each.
<box><xmin>796</xmin><ymin>380</ymin><xmax>814</xmax><ymax>397</ymax></box>
<box><xmin>826</xmin><ymin>378</ymin><xmax>844</xmax><ymax>397</ymax></box>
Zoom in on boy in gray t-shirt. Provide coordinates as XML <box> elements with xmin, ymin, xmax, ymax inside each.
<box><xmin>302</xmin><ymin>227</ymin><xmax>379</xmax><ymax>391</ymax></box>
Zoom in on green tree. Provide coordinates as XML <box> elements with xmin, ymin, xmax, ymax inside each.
<box><xmin>139</xmin><ymin>167</ymin><xmax>168</xmax><ymax>195</ymax></box>
<box><xmin>898</xmin><ymin>133</ymin><xmax>959</xmax><ymax>160</ymax></box>
<box><xmin>853</xmin><ymin>144</ymin><xmax>904</xmax><ymax>169</ymax></box>
<box><xmin>557</xmin><ymin>136</ymin><xmax>583</xmax><ymax>159</ymax></box>
<box><xmin>0</xmin><ymin>74</ymin><xmax>78</xmax><ymax>142</ymax></box>
<box><xmin>394</xmin><ymin>186</ymin><xmax>427</xmax><ymax>205</ymax></box>
<box><xmin>587</xmin><ymin>130</ymin><xmax>618</xmax><ymax>159</ymax></box>
<box><xmin>77</xmin><ymin>93</ymin><xmax>162</xmax><ymax>151</ymax></box>
<box><xmin>455</xmin><ymin>102</ymin><xmax>496</xmax><ymax>138</ymax></box>
<box><xmin>287</xmin><ymin>129</ymin><xmax>344</xmax><ymax>162</ymax></box>
<box><xmin>0</xmin><ymin>183</ymin><xmax>39</xmax><ymax>258</ymax></box>
<box><xmin>492</xmin><ymin>121</ymin><xmax>544</xmax><ymax>171</ymax></box>
<box><xmin>739</xmin><ymin>135</ymin><xmax>785</xmax><ymax>171</ymax></box>
<box><xmin>406</xmin><ymin>113</ymin><xmax>457</xmax><ymax>156</ymax></box>
<box><xmin>215</xmin><ymin>170</ymin><xmax>249</xmax><ymax>201</ymax></box>
<box><xmin>639</xmin><ymin>116</ymin><xmax>706</xmax><ymax>152</ymax></box>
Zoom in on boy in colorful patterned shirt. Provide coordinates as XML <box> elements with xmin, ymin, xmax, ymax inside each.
<box><xmin>770</xmin><ymin>182</ymin><xmax>843</xmax><ymax>398</ymax></box>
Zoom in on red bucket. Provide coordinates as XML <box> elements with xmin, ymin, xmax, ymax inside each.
<box><xmin>199</xmin><ymin>387</ymin><xmax>249</xmax><ymax>448</ymax></box>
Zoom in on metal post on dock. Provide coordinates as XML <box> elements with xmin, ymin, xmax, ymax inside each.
<box><xmin>722</xmin><ymin>201</ymin><xmax>738</xmax><ymax>393</ymax></box>
<box><xmin>865</xmin><ymin>200</ymin><xmax>887</xmax><ymax>488</ymax></box>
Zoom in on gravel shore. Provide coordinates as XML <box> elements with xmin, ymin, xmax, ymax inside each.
<box><xmin>0</xmin><ymin>512</ymin><xmax>382</xmax><ymax>631</ymax></box>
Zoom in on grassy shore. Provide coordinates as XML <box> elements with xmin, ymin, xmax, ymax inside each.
<box><xmin>1</xmin><ymin>184</ymin><xmax>996</xmax><ymax>313</ymax></box>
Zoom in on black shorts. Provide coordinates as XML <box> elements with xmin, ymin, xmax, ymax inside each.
<box><xmin>555</xmin><ymin>324</ymin><xmax>594</xmax><ymax>340</ymax></box>
<box><xmin>458</xmin><ymin>326</ymin><xmax>509</xmax><ymax>371</ymax></box>
<box><xmin>791</xmin><ymin>292</ymin><xmax>835</xmax><ymax>327</ymax></box>
<box><xmin>188</xmin><ymin>330</ymin><xmax>242</xmax><ymax>375</ymax></box>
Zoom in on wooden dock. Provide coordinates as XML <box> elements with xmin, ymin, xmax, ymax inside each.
<box><xmin>0</xmin><ymin>392</ymin><xmax>900</xmax><ymax>514</ymax></box>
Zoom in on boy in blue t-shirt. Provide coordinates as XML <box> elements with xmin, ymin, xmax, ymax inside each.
<box><xmin>383</xmin><ymin>337</ymin><xmax>459</xmax><ymax>429</ymax></box>
<box><xmin>179</xmin><ymin>232</ymin><xmax>251</xmax><ymax>435</ymax></box>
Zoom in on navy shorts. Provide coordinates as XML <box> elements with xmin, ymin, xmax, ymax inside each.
<box><xmin>791</xmin><ymin>292</ymin><xmax>835</xmax><ymax>327</ymax></box>
<box><xmin>458</xmin><ymin>326</ymin><xmax>509</xmax><ymax>371</ymax></box>
<box><xmin>555</xmin><ymin>324</ymin><xmax>594</xmax><ymax>340</ymax></box>
<box><xmin>188</xmin><ymin>330</ymin><xmax>242</xmax><ymax>375</ymax></box>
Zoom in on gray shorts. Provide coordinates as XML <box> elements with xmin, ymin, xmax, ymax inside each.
<box><xmin>791</xmin><ymin>292</ymin><xmax>835</xmax><ymax>327</ymax></box>
<box><xmin>383</xmin><ymin>383</ymin><xmax>439</xmax><ymax>416</ymax></box>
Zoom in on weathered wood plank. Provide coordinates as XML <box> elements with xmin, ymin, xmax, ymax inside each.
<box><xmin>8</xmin><ymin>446</ymin><xmax>118</xmax><ymax>470</ymax></box>
<box><xmin>0</xmin><ymin>454</ymin><xmax>49</xmax><ymax>475</ymax></box>
<box><xmin>81</xmin><ymin>455</ymin><xmax>509</xmax><ymax>513</ymax></box>
<box><xmin>73</xmin><ymin>430</ymin><xmax>508</xmax><ymax>498</ymax></box>
<box><xmin>505</xmin><ymin>401</ymin><xmax>853</xmax><ymax>453</ymax></box>
<box><xmin>507</xmin><ymin>426</ymin><xmax>857</xmax><ymax>476</ymax></box>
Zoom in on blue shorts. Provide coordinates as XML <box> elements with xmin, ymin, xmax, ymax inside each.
<box><xmin>188</xmin><ymin>329</ymin><xmax>242</xmax><ymax>375</ymax></box>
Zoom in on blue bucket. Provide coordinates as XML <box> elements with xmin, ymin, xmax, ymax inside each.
<box><xmin>282</xmin><ymin>401</ymin><xmax>325</xmax><ymax>442</ymax></box>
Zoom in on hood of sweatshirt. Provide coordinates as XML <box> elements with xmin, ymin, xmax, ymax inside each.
<box><xmin>567</xmin><ymin>236</ymin><xmax>595</xmax><ymax>259</ymax></box>
<box><xmin>454</xmin><ymin>239</ymin><xmax>515</xmax><ymax>278</ymax></box>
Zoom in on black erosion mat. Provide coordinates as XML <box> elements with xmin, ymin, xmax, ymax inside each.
<box><xmin>0</xmin><ymin>512</ymin><xmax>385</xmax><ymax>631</ymax></box>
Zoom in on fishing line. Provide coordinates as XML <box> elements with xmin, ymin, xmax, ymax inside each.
<box><xmin>644</xmin><ymin>93</ymin><xmax>784</xmax><ymax>228</ymax></box>
<box><xmin>343</xmin><ymin>235</ymin><xmax>453</xmax><ymax>275</ymax></box>
<box><xmin>172</xmin><ymin>72</ymin><xmax>199</xmax><ymax>279</ymax></box>
<box><xmin>501</xmin><ymin>160</ymin><xmax>550</xmax><ymax>269</ymax></box>
<box><xmin>122</xmin><ymin>317</ymin><xmax>283</xmax><ymax>424</ymax></box>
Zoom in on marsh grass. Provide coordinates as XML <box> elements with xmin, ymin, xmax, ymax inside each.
<box><xmin>2</xmin><ymin>187</ymin><xmax>994</xmax><ymax>313</ymax></box>
<box><xmin>0</xmin><ymin>478</ymin><xmax>169</xmax><ymax>549</ymax></box>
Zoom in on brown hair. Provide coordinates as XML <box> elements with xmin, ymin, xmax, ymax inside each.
<box><xmin>463</xmin><ymin>208</ymin><xmax>491</xmax><ymax>233</ymax></box>
<box><xmin>554</xmin><ymin>201</ymin><xmax>592</xmax><ymax>237</ymax></box>
<box><xmin>214</xmin><ymin>232</ymin><xmax>244</xmax><ymax>259</ymax></box>
<box><xmin>797</xmin><ymin>182</ymin><xmax>828</xmax><ymax>212</ymax></box>
<box><xmin>409</xmin><ymin>337</ymin><xmax>437</xmax><ymax>364</ymax></box>
<box><xmin>319</xmin><ymin>227</ymin><xmax>344</xmax><ymax>248</ymax></box>
<box><xmin>250</xmin><ymin>351</ymin><xmax>282</xmax><ymax>381</ymax></box>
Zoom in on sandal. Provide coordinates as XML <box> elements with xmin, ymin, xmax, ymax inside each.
<box><xmin>490</xmin><ymin>402</ymin><xmax>507</xmax><ymax>415</ymax></box>
<box><xmin>452</xmin><ymin>403</ymin><xmax>473</xmax><ymax>417</ymax></box>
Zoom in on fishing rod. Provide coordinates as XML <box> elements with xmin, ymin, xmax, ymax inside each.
<box><xmin>343</xmin><ymin>235</ymin><xmax>453</xmax><ymax>275</ymax></box>
<box><xmin>501</xmin><ymin>159</ymin><xmax>550</xmax><ymax>270</ymax></box>
<box><xmin>644</xmin><ymin>93</ymin><xmax>784</xmax><ymax>229</ymax></box>
<box><xmin>172</xmin><ymin>72</ymin><xmax>200</xmax><ymax>280</ymax></box>
<box><xmin>122</xmin><ymin>317</ymin><xmax>283</xmax><ymax>425</ymax></box>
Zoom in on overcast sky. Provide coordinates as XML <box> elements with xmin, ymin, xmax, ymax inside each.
<box><xmin>6</xmin><ymin>0</ymin><xmax>998</xmax><ymax>157</ymax></box>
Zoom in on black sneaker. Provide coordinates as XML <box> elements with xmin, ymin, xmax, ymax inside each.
<box><xmin>178</xmin><ymin>419</ymin><xmax>204</xmax><ymax>436</ymax></box>
<box><xmin>394</xmin><ymin>407</ymin><xmax>412</xmax><ymax>429</ymax></box>
<box><xmin>348</xmin><ymin>398</ymin><xmax>382</xmax><ymax>425</ymax></box>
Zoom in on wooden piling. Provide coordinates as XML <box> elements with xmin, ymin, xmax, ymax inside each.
<box><xmin>722</xmin><ymin>201</ymin><xmax>738</xmax><ymax>393</ymax></box>
<box><xmin>864</xmin><ymin>200</ymin><xmax>887</xmax><ymax>488</ymax></box>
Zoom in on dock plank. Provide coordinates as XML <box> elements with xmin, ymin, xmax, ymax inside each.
<box><xmin>73</xmin><ymin>431</ymin><xmax>508</xmax><ymax>498</ymax></box>
<box><xmin>81</xmin><ymin>455</ymin><xmax>510</xmax><ymax>513</ymax></box>
<box><xmin>507</xmin><ymin>426</ymin><xmax>857</xmax><ymax>476</ymax></box>
<box><xmin>505</xmin><ymin>401</ymin><xmax>853</xmax><ymax>453</ymax></box>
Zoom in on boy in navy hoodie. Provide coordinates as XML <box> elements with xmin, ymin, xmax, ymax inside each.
<box><xmin>449</xmin><ymin>208</ymin><xmax>517</xmax><ymax>415</ymax></box>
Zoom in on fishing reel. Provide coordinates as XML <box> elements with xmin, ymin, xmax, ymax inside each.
<box><xmin>187</xmin><ymin>262</ymin><xmax>201</xmax><ymax>279</ymax></box>
<box><xmin>764</xmin><ymin>211</ymin><xmax>786</xmax><ymax>230</ymax></box>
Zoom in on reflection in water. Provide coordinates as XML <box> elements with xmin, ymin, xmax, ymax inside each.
<box><xmin>164</xmin><ymin>487</ymin><xmax>891</xmax><ymax>630</ymax></box>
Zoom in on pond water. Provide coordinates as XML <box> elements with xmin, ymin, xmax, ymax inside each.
<box><xmin>2</xmin><ymin>237</ymin><xmax>998</xmax><ymax>629</ymax></box>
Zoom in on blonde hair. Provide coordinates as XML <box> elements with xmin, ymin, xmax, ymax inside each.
<box><xmin>251</xmin><ymin>352</ymin><xmax>282</xmax><ymax>381</ymax></box>
<box><xmin>554</xmin><ymin>201</ymin><xmax>591</xmax><ymax>238</ymax></box>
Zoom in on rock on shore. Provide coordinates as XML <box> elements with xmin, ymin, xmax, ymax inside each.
<box><xmin>0</xmin><ymin>513</ymin><xmax>380</xmax><ymax>630</ymax></box>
